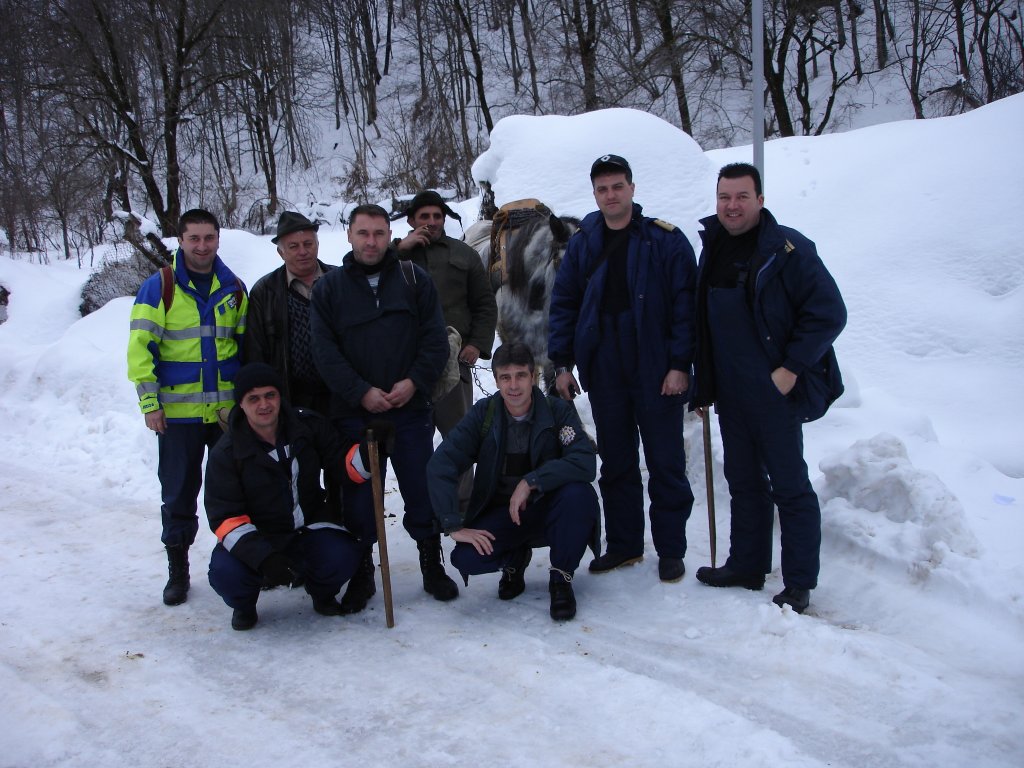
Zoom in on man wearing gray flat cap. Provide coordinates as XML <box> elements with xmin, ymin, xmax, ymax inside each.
<box><xmin>246</xmin><ymin>211</ymin><xmax>334</xmax><ymax>414</ymax></box>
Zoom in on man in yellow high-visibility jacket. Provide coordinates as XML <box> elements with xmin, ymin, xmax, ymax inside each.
<box><xmin>127</xmin><ymin>209</ymin><xmax>248</xmax><ymax>606</ymax></box>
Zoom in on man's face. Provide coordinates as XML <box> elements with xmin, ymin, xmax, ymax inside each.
<box><xmin>716</xmin><ymin>175</ymin><xmax>764</xmax><ymax>236</ymax></box>
<box><xmin>348</xmin><ymin>213</ymin><xmax>392</xmax><ymax>266</ymax></box>
<box><xmin>408</xmin><ymin>205</ymin><xmax>446</xmax><ymax>243</ymax></box>
<box><xmin>239</xmin><ymin>386</ymin><xmax>280</xmax><ymax>435</ymax></box>
<box><xmin>276</xmin><ymin>229</ymin><xmax>319</xmax><ymax>279</ymax></box>
<box><xmin>494</xmin><ymin>363</ymin><xmax>534</xmax><ymax>417</ymax></box>
<box><xmin>178</xmin><ymin>222</ymin><xmax>219</xmax><ymax>273</ymax></box>
<box><xmin>592</xmin><ymin>172</ymin><xmax>635</xmax><ymax>228</ymax></box>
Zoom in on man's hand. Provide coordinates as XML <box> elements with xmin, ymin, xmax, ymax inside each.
<box><xmin>450</xmin><ymin>527</ymin><xmax>496</xmax><ymax>556</ymax></box>
<box><xmin>397</xmin><ymin>227</ymin><xmax>431</xmax><ymax>252</ymax></box>
<box><xmin>384</xmin><ymin>378</ymin><xmax>415</xmax><ymax>408</ymax></box>
<box><xmin>771</xmin><ymin>367</ymin><xmax>798</xmax><ymax>396</ymax></box>
<box><xmin>660</xmin><ymin>369</ymin><xmax>689</xmax><ymax>397</ymax></box>
<box><xmin>144</xmin><ymin>409</ymin><xmax>167</xmax><ymax>435</ymax></box>
<box><xmin>555</xmin><ymin>370</ymin><xmax>580</xmax><ymax>401</ymax></box>
<box><xmin>508</xmin><ymin>479</ymin><xmax>533</xmax><ymax>525</ymax></box>
<box><xmin>459</xmin><ymin>344</ymin><xmax>481</xmax><ymax>366</ymax></box>
<box><xmin>360</xmin><ymin>387</ymin><xmax>393</xmax><ymax>413</ymax></box>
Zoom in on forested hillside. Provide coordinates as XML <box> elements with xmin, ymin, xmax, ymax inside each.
<box><xmin>1</xmin><ymin>0</ymin><xmax>1020</xmax><ymax>260</ymax></box>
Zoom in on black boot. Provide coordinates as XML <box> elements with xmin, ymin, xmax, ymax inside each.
<box><xmin>339</xmin><ymin>549</ymin><xmax>377</xmax><ymax>615</ymax></box>
<box><xmin>548</xmin><ymin>568</ymin><xmax>576</xmax><ymax>621</ymax></box>
<box><xmin>417</xmin><ymin>536</ymin><xmax>459</xmax><ymax>602</ymax></box>
<box><xmin>498</xmin><ymin>547</ymin><xmax>532</xmax><ymax>601</ymax></box>
<box><xmin>772</xmin><ymin>586</ymin><xmax>811</xmax><ymax>614</ymax></box>
<box><xmin>695</xmin><ymin>565</ymin><xmax>765</xmax><ymax>591</ymax></box>
<box><xmin>162</xmin><ymin>545</ymin><xmax>190</xmax><ymax>606</ymax></box>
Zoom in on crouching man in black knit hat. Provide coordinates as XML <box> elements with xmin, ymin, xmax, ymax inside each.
<box><xmin>205</xmin><ymin>363</ymin><xmax>372</xmax><ymax>630</ymax></box>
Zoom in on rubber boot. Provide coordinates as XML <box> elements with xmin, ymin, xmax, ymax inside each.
<box><xmin>339</xmin><ymin>548</ymin><xmax>377</xmax><ymax>615</ymax></box>
<box><xmin>162</xmin><ymin>545</ymin><xmax>190</xmax><ymax>606</ymax></box>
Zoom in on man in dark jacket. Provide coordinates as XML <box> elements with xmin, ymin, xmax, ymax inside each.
<box><xmin>691</xmin><ymin>163</ymin><xmax>847</xmax><ymax>615</ymax></box>
<box><xmin>245</xmin><ymin>211</ymin><xmax>333</xmax><ymax>413</ymax></box>
<box><xmin>395</xmin><ymin>190</ymin><xmax>498</xmax><ymax>514</ymax></box>
<box><xmin>427</xmin><ymin>343</ymin><xmax>599</xmax><ymax>621</ymax></box>
<box><xmin>205</xmin><ymin>363</ymin><xmax>370</xmax><ymax>631</ymax></box>
<box><xmin>548</xmin><ymin>154</ymin><xmax>697</xmax><ymax>584</ymax></box>
<box><xmin>310</xmin><ymin>204</ymin><xmax>460</xmax><ymax>612</ymax></box>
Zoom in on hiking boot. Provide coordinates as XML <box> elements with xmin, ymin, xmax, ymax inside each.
<box><xmin>162</xmin><ymin>545</ymin><xmax>190</xmax><ymax>606</ymax></box>
<box><xmin>312</xmin><ymin>595</ymin><xmax>344</xmax><ymax>616</ymax></box>
<box><xmin>588</xmin><ymin>551</ymin><xmax>643</xmax><ymax>573</ymax></box>
<box><xmin>231</xmin><ymin>606</ymin><xmax>258</xmax><ymax>631</ymax></box>
<box><xmin>549</xmin><ymin>569</ymin><xmax>576</xmax><ymax>621</ymax></box>
<box><xmin>339</xmin><ymin>549</ymin><xmax>376</xmax><ymax>615</ymax></box>
<box><xmin>695</xmin><ymin>565</ymin><xmax>765</xmax><ymax>591</ymax></box>
<box><xmin>498</xmin><ymin>547</ymin><xmax>532</xmax><ymax>601</ymax></box>
<box><xmin>418</xmin><ymin>536</ymin><xmax>459</xmax><ymax>602</ymax></box>
<box><xmin>772</xmin><ymin>587</ymin><xmax>810</xmax><ymax>614</ymax></box>
<box><xmin>658</xmin><ymin>557</ymin><xmax>685</xmax><ymax>583</ymax></box>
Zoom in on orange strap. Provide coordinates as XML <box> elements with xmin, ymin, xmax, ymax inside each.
<box><xmin>214</xmin><ymin>515</ymin><xmax>252</xmax><ymax>542</ymax></box>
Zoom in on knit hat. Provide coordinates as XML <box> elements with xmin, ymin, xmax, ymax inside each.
<box><xmin>590</xmin><ymin>154</ymin><xmax>632</xmax><ymax>182</ymax></box>
<box><xmin>405</xmin><ymin>190</ymin><xmax>461</xmax><ymax>222</ymax></box>
<box><xmin>272</xmin><ymin>211</ymin><xmax>319</xmax><ymax>244</ymax></box>
<box><xmin>233</xmin><ymin>363</ymin><xmax>284</xmax><ymax>401</ymax></box>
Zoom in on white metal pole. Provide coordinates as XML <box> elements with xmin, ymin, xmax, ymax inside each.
<box><xmin>752</xmin><ymin>0</ymin><xmax>765</xmax><ymax>186</ymax></box>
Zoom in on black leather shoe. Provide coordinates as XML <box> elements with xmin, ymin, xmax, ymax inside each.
<box><xmin>231</xmin><ymin>606</ymin><xmax>258</xmax><ymax>631</ymax></box>
<box><xmin>772</xmin><ymin>587</ymin><xmax>810</xmax><ymax>614</ymax></box>
<box><xmin>549</xmin><ymin>570</ymin><xmax>576</xmax><ymax>621</ymax></box>
<box><xmin>588</xmin><ymin>551</ymin><xmax>643</xmax><ymax>573</ymax></box>
<box><xmin>658</xmin><ymin>557</ymin><xmax>685</xmax><ymax>583</ymax></box>
<box><xmin>498</xmin><ymin>547</ymin><xmax>532</xmax><ymax>600</ymax></box>
<box><xmin>695</xmin><ymin>565</ymin><xmax>765</xmax><ymax>590</ymax></box>
<box><xmin>312</xmin><ymin>596</ymin><xmax>344</xmax><ymax>616</ymax></box>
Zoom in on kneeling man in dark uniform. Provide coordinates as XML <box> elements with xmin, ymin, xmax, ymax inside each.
<box><xmin>205</xmin><ymin>363</ymin><xmax>371</xmax><ymax>630</ymax></box>
<box><xmin>427</xmin><ymin>343</ymin><xmax>599</xmax><ymax>621</ymax></box>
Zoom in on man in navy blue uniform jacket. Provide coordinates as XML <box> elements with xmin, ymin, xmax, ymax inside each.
<box><xmin>691</xmin><ymin>162</ymin><xmax>846</xmax><ymax>615</ymax></box>
<box><xmin>427</xmin><ymin>343</ymin><xmax>599</xmax><ymax>621</ymax></box>
<box><xmin>548</xmin><ymin>154</ymin><xmax>697</xmax><ymax>584</ymax></box>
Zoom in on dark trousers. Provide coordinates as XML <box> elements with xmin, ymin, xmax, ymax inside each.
<box><xmin>432</xmin><ymin>362</ymin><xmax>474</xmax><ymax>514</ymax></box>
<box><xmin>450</xmin><ymin>482</ymin><xmax>599</xmax><ymax>576</ymax></box>
<box><xmin>208</xmin><ymin>527</ymin><xmax>362</xmax><ymax>610</ymax></box>
<box><xmin>158</xmin><ymin>421</ymin><xmax>222</xmax><ymax>548</ymax></box>
<box><xmin>588</xmin><ymin>312</ymin><xmax>693</xmax><ymax>559</ymax></box>
<box><xmin>335</xmin><ymin>406</ymin><xmax>437</xmax><ymax>544</ymax></box>
<box><xmin>709</xmin><ymin>285</ymin><xmax>822</xmax><ymax>589</ymax></box>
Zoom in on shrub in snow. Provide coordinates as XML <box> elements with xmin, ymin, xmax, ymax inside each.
<box><xmin>0</xmin><ymin>283</ymin><xmax>8</xmax><ymax>325</ymax></box>
<box><xmin>80</xmin><ymin>244</ymin><xmax>156</xmax><ymax>317</ymax></box>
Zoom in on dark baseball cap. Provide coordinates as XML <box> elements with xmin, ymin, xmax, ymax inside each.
<box><xmin>272</xmin><ymin>211</ymin><xmax>319</xmax><ymax>244</ymax></box>
<box><xmin>590</xmin><ymin>154</ymin><xmax>632</xmax><ymax>181</ymax></box>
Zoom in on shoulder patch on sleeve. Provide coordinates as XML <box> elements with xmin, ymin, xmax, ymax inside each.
<box><xmin>653</xmin><ymin>219</ymin><xmax>678</xmax><ymax>232</ymax></box>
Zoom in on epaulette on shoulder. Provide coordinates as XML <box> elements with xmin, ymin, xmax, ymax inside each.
<box><xmin>784</xmin><ymin>239</ymin><xmax>796</xmax><ymax>253</ymax></box>
<box><xmin>652</xmin><ymin>218</ymin><xmax>678</xmax><ymax>232</ymax></box>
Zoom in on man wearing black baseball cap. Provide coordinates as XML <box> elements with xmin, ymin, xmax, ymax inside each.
<box><xmin>395</xmin><ymin>190</ymin><xmax>497</xmax><ymax>516</ymax></box>
<box><xmin>246</xmin><ymin>211</ymin><xmax>334</xmax><ymax>413</ymax></box>
<box><xmin>549</xmin><ymin>154</ymin><xmax>698</xmax><ymax>584</ymax></box>
<box><xmin>204</xmin><ymin>363</ymin><xmax>371</xmax><ymax>630</ymax></box>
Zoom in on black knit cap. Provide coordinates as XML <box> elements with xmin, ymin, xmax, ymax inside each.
<box><xmin>272</xmin><ymin>211</ymin><xmax>319</xmax><ymax>244</ymax></box>
<box><xmin>590</xmin><ymin>154</ymin><xmax>632</xmax><ymax>181</ymax></box>
<box><xmin>406</xmin><ymin>190</ymin><xmax>461</xmax><ymax>222</ymax></box>
<box><xmin>233</xmin><ymin>363</ymin><xmax>284</xmax><ymax>401</ymax></box>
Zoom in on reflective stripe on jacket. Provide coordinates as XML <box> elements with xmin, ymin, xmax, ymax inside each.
<box><xmin>127</xmin><ymin>250</ymin><xmax>248</xmax><ymax>423</ymax></box>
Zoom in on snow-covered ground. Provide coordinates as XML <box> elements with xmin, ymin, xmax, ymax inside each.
<box><xmin>1</xmin><ymin>95</ymin><xmax>1022</xmax><ymax>767</ymax></box>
